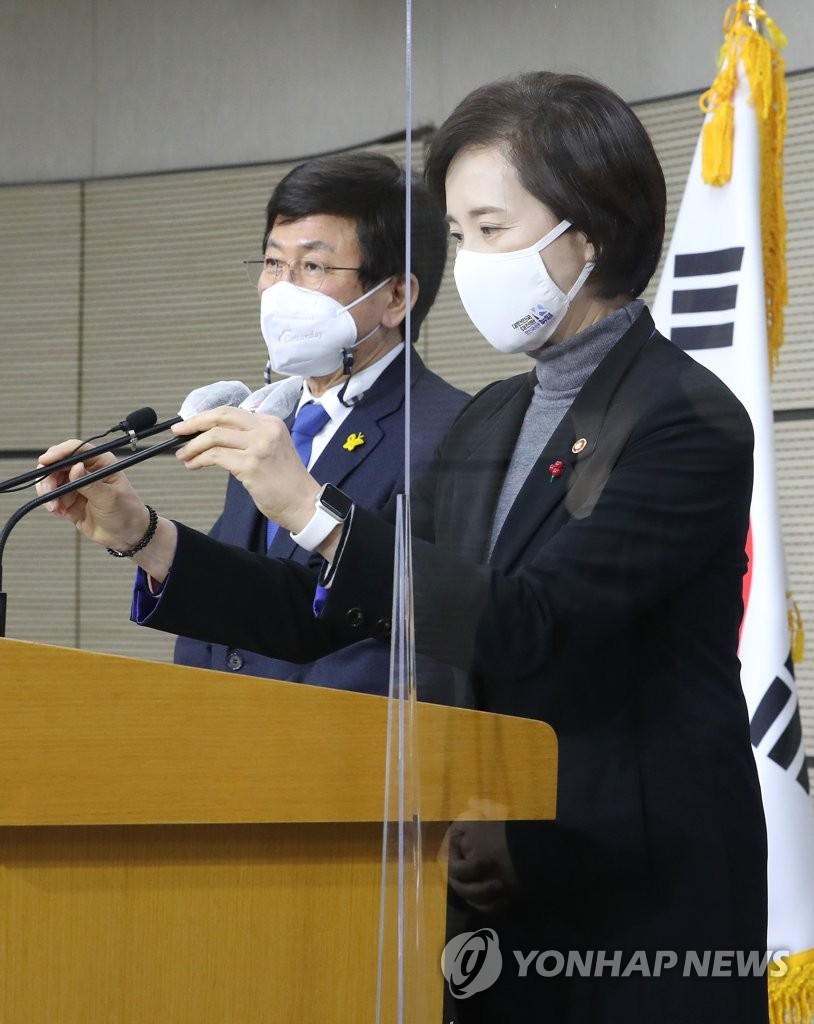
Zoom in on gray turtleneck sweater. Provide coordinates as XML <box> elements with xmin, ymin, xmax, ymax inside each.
<box><xmin>488</xmin><ymin>299</ymin><xmax>644</xmax><ymax>554</ymax></box>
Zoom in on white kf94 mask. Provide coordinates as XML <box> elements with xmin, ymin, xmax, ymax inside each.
<box><xmin>260</xmin><ymin>278</ymin><xmax>390</xmax><ymax>378</ymax></box>
<box><xmin>453</xmin><ymin>220</ymin><xmax>595</xmax><ymax>354</ymax></box>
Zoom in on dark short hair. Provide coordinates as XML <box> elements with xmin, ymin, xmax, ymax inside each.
<box><xmin>425</xmin><ymin>71</ymin><xmax>666</xmax><ymax>299</ymax></box>
<box><xmin>264</xmin><ymin>151</ymin><xmax>447</xmax><ymax>342</ymax></box>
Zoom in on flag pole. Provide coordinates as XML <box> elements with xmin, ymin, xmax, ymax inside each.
<box><xmin>654</xmin><ymin>6</ymin><xmax>813</xmax><ymax>1021</ymax></box>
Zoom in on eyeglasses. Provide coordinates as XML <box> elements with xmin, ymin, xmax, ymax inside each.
<box><xmin>243</xmin><ymin>255</ymin><xmax>362</xmax><ymax>290</ymax></box>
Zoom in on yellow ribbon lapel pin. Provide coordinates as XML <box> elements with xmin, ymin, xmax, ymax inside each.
<box><xmin>343</xmin><ymin>432</ymin><xmax>365</xmax><ymax>452</ymax></box>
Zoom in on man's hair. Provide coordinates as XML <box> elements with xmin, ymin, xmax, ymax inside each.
<box><xmin>424</xmin><ymin>71</ymin><xmax>666</xmax><ymax>299</ymax></box>
<box><xmin>264</xmin><ymin>151</ymin><xmax>448</xmax><ymax>342</ymax></box>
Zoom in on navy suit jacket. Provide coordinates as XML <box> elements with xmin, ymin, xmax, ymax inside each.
<box><xmin>173</xmin><ymin>348</ymin><xmax>468</xmax><ymax>698</ymax></box>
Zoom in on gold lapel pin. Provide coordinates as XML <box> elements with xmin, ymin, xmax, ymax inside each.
<box><xmin>571</xmin><ymin>437</ymin><xmax>588</xmax><ymax>454</ymax></box>
<box><xmin>343</xmin><ymin>432</ymin><xmax>365</xmax><ymax>452</ymax></box>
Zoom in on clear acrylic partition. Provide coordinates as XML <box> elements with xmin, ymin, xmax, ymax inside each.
<box><xmin>401</xmin><ymin>4</ymin><xmax>700</xmax><ymax>1022</ymax></box>
<box><xmin>389</xmin><ymin>4</ymin><xmax>566</xmax><ymax>1021</ymax></box>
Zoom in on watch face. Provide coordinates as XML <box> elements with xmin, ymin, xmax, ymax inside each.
<box><xmin>320</xmin><ymin>484</ymin><xmax>352</xmax><ymax>520</ymax></box>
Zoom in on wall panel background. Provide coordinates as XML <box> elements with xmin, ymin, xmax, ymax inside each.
<box><xmin>1</xmin><ymin>64</ymin><xmax>811</xmax><ymax>782</ymax></box>
<box><xmin>0</xmin><ymin>184</ymin><xmax>82</xmax><ymax>645</ymax></box>
<box><xmin>2</xmin><ymin>0</ymin><xmax>813</xmax><ymax>183</ymax></box>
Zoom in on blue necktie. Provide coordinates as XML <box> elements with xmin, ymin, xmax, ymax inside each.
<box><xmin>266</xmin><ymin>401</ymin><xmax>331</xmax><ymax>549</ymax></box>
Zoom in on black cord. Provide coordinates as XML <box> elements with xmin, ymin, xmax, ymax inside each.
<box><xmin>337</xmin><ymin>349</ymin><xmax>365</xmax><ymax>409</ymax></box>
<box><xmin>1</xmin><ymin>426</ymin><xmax>120</xmax><ymax>494</ymax></box>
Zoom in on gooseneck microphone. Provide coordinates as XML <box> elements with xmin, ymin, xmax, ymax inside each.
<box><xmin>0</xmin><ymin>380</ymin><xmax>251</xmax><ymax>495</ymax></box>
<box><xmin>115</xmin><ymin>407</ymin><xmax>157</xmax><ymax>434</ymax></box>
<box><xmin>0</xmin><ymin>380</ymin><xmax>251</xmax><ymax>636</ymax></box>
<box><xmin>0</xmin><ymin>407</ymin><xmax>159</xmax><ymax>494</ymax></box>
<box><xmin>0</xmin><ymin>433</ymin><xmax>180</xmax><ymax>637</ymax></box>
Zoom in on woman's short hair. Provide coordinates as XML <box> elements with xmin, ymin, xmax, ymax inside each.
<box><xmin>425</xmin><ymin>71</ymin><xmax>666</xmax><ymax>299</ymax></box>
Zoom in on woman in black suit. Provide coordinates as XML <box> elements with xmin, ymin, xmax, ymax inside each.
<box><xmin>39</xmin><ymin>72</ymin><xmax>768</xmax><ymax>1023</ymax></box>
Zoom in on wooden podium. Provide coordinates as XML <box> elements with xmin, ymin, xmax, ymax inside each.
<box><xmin>0</xmin><ymin>637</ymin><xmax>557</xmax><ymax>1023</ymax></box>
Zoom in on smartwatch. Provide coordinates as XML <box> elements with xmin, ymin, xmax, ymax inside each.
<box><xmin>290</xmin><ymin>483</ymin><xmax>353</xmax><ymax>552</ymax></box>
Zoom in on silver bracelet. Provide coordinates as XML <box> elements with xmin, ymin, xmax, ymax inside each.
<box><xmin>106</xmin><ymin>505</ymin><xmax>158</xmax><ymax>558</ymax></box>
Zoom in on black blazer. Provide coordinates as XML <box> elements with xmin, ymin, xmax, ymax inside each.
<box><xmin>172</xmin><ymin>348</ymin><xmax>468</xmax><ymax>699</ymax></box>
<box><xmin>141</xmin><ymin>309</ymin><xmax>768</xmax><ymax>1021</ymax></box>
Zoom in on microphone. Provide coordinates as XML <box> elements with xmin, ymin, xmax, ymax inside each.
<box><xmin>103</xmin><ymin>382</ymin><xmax>254</xmax><ymax>451</ymax></box>
<box><xmin>178</xmin><ymin>380</ymin><xmax>252</xmax><ymax>420</ymax></box>
<box><xmin>0</xmin><ymin>437</ymin><xmax>177</xmax><ymax>637</ymax></box>
<box><xmin>239</xmin><ymin>376</ymin><xmax>303</xmax><ymax>418</ymax></box>
<box><xmin>115</xmin><ymin>407</ymin><xmax>158</xmax><ymax>434</ymax></box>
<box><xmin>0</xmin><ymin>406</ymin><xmax>159</xmax><ymax>494</ymax></box>
<box><xmin>124</xmin><ymin>381</ymin><xmax>253</xmax><ymax>447</ymax></box>
<box><xmin>0</xmin><ymin>383</ymin><xmax>250</xmax><ymax>495</ymax></box>
<box><xmin>0</xmin><ymin>380</ymin><xmax>252</xmax><ymax>636</ymax></box>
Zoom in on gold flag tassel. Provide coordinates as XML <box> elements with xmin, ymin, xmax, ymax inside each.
<box><xmin>787</xmin><ymin>591</ymin><xmax>805</xmax><ymax>666</ymax></box>
<box><xmin>770</xmin><ymin>949</ymin><xmax>814</xmax><ymax>1024</ymax></box>
<box><xmin>698</xmin><ymin>1</ymin><xmax>789</xmax><ymax>375</ymax></box>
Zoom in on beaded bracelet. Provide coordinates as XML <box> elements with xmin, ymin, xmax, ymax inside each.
<box><xmin>106</xmin><ymin>505</ymin><xmax>158</xmax><ymax>558</ymax></box>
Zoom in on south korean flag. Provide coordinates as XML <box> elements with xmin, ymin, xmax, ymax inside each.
<box><xmin>652</xmin><ymin>64</ymin><xmax>814</xmax><ymax>966</ymax></box>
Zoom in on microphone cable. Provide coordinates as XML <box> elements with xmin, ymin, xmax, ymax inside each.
<box><xmin>0</xmin><ymin>408</ymin><xmax>157</xmax><ymax>495</ymax></box>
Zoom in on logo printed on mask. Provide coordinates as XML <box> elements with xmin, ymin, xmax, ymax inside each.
<box><xmin>512</xmin><ymin>304</ymin><xmax>555</xmax><ymax>335</ymax></box>
<box><xmin>279</xmin><ymin>329</ymin><xmax>322</xmax><ymax>345</ymax></box>
<box><xmin>260</xmin><ymin>278</ymin><xmax>390</xmax><ymax>378</ymax></box>
<box><xmin>454</xmin><ymin>220</ymin><xmax>594</xmax><ymax>354</ymax></box>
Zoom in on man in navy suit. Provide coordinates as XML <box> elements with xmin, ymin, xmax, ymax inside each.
<box><xmin>174</xmin><ymin>152</ymin><xmax>468</xmax><ymax>697</ymax></box>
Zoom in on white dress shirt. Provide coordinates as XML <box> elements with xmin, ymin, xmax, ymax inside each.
<box><xmin>296</xmin><ymin>343</ymin><xmax>404</xmax><ymax>468</ymax></box>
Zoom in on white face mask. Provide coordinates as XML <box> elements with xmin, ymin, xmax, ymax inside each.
<box><xmin>260</xmin><ymin>278</ymin><xmax>389</xmax><ymax>378</ymax></box>
<box><xmin>453</xmin><ymin>220</ymin><xmax>595</xmax><ymax>354</ymax></box>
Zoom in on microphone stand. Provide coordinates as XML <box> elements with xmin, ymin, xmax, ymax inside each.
<box><xmin>0</xmin><ymin>417</ymin><xmax>182</xmax><ymax>493</ymax></box>
<box><xmin>0</xmin><ymin>432</ymin><xmax>186</xmax><ymax>638</ymax></box>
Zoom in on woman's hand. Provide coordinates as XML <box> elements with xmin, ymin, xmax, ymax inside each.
<box><xmin>35</xmin><ymin>440</ymin><xmax>177</xmax><ymax>581</ymax></box>
<box><xmin>36</xmin><ymin>441</ymin><xmax>148</xmax><ymax>546</ymax></box>
<box><xmin>173</xmin><ymin>407</ymin><xmax>321</xmax><ymax>536</ymax></box>
<box><xmin>446</xmin><ymin>821</ymin><xmax>520</xmax><ymax>914</ymax></box>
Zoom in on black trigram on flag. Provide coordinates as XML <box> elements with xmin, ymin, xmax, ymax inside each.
<box><xmin>750</xmin><ymin>651</ymin><xmax>810</xmax><ymax>793</ymax></box>
<box><xmin>669</xmin><ymin>246</ymin><xmax>745</xmax><ymax>351</ymax></box>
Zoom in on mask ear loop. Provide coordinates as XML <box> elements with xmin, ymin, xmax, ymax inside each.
<box><xmin>335</xmin><ymin>278</ymin><xmax>392</xmax><ymax>408</ymax></box>
<box><xmin>342</xmin><ymin>275</ymin><xmax>392</xmax><ymax>312</ymax></box>
<box><xmin>337</xmin><ymin>349</ymin><xmax>363</xmax><ymax>408</ymax></box>
<box><xmin>565</xmin><ymin>259</ymin><xmax>596</xmax><ymax>301</ymax></box>
<box><xmin>535</xmin><ymin>218</ymin><xmax>573</xmax><ymax>252</ymax></box>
